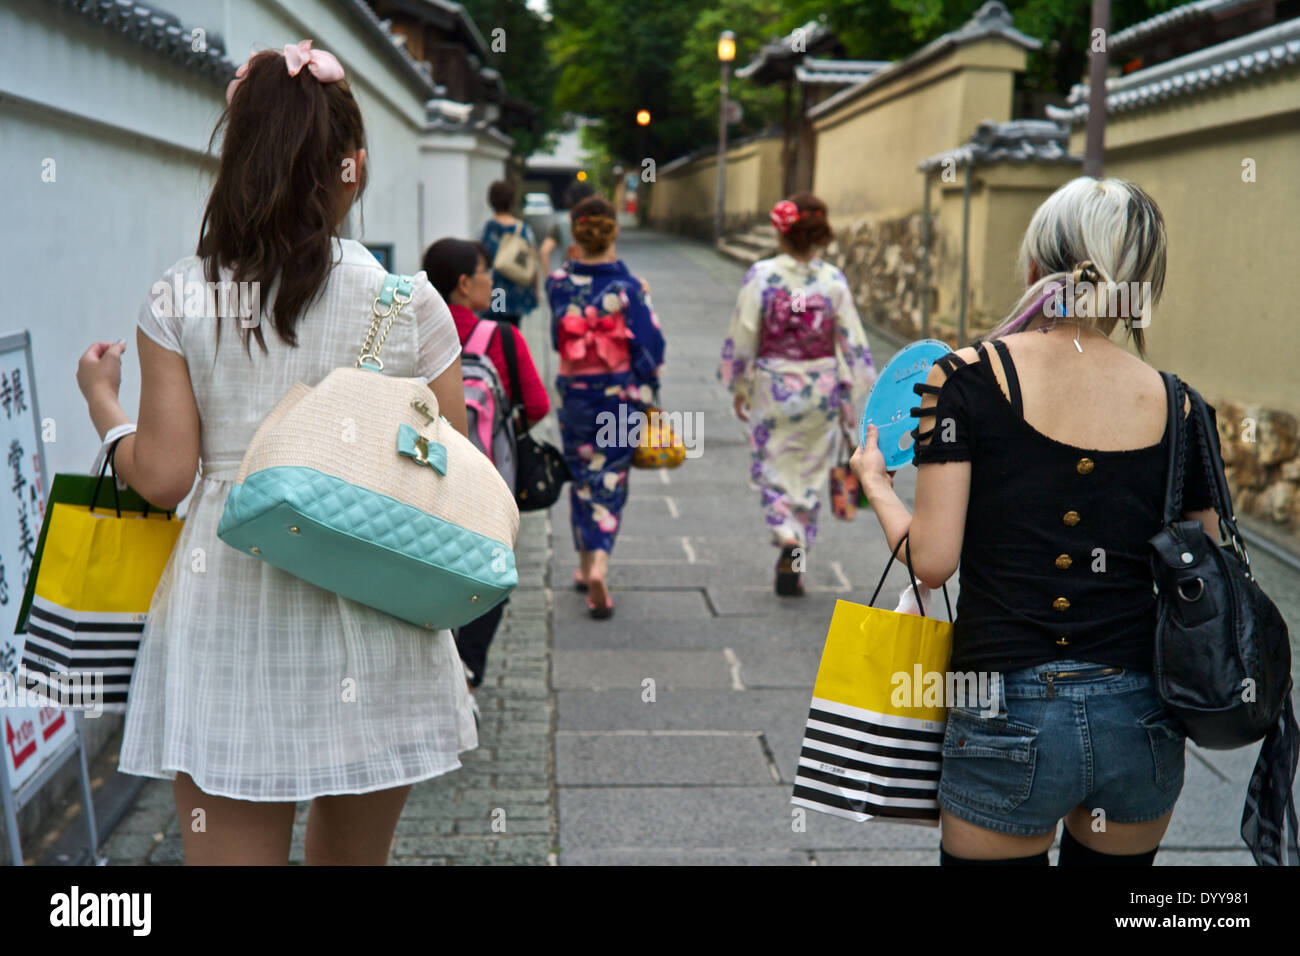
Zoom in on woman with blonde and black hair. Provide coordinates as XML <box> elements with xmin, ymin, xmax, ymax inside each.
<box><xmin>720</xmin><ymin>193</ymin><xmax>876</xmax><ymax>595</ymax></box>
<box><xmin>74</xmin><ymin>42</ymin><xmax>476</xmax><ymax>865</ymax></box>
<box><xmin>852</xmin><ymin>176</ymin><xmax>1219</xmax><ymax>865</ymax></box>
<box><xmin>547</xmin><ymin>195</ymin><xmax>665</xmax><ymax>618</ymax></box>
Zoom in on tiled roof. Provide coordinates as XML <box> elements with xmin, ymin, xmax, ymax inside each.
<box><xmin>49</xmin><ymin>0</ymin><xmax>236</xmax><ymax>84</ymax></box>
<box><xmin>1109</xmin><ymin>0</ymin><xmax>1262</xmax><ymax>55</ymax></box>
<box><xmin>1047</xmin><ymin>15</ymin><xmax>1300</xmax><ymax>123</ymax></box>
<box><xmin>341</xmin><ymin>0</ymin><xmax>440</xmax><ymax>97</ymax></box>
<box><xmin>808</xmin><ymin>2</ymin><xmax>1041</xmax><ymax>121</ymax></box>
<box><xmin>917</xmin><ymin>119</ymin><xmax>1079</xmax><ymax>171</ymax></box>
<box><xmin>736</xmin><ymin>20</ymin><xmax>838</xmax><ymax>80</ymax></box>
<box><xmin>793</xmin><ymin>58</ymin><xmax>891</xmax><ymax>85</ymax></box>
<box><xmin>425</xmin><ymin>100</ymin><xmax>513</xmax><ymax>147</ymax></box>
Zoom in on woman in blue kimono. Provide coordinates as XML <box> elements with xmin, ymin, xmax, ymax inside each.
<box><xmin>546</xmin><ymin>196</ymin><xmax>665</xmax><ymax>618</ymax></box>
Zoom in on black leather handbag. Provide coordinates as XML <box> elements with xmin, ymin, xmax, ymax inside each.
<box><xmin>1150</xmin><ymin>372</ymin><xmax>1292</xmax><ymax>750</ymax></box>
<box><xmin>499</xmin><ymin>323</ymin><xmax>569</xmax><ymax>512</ymax></box>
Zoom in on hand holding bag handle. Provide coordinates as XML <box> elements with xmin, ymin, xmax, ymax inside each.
<box><xmin>868</xmin><ymin>533</ymin><xmax>952</xmax><ymax>622</ymax></box>
<box><xmin>88</xmin><ymin>436</ymin><xmax>173</xmax><ymax>520</ymax></box>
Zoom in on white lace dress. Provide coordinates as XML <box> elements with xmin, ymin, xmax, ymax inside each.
<box><xmin>119</xmin><ymin>239</ymin><xmax>478</xmax><ymax>801</ymax></box>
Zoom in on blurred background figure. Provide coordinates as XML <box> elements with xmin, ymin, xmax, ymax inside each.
<box><xmin>720</xmin><ymin>192</ymin><xmax>876</xmax><ymax>596</ymax></box>
<box><xmin>546</xmin><ymin>196</ymin><xmax>665</xmax><ymax>619</ymax></box>
<box><xmin>423</xmin><ymin>237</ymin><xmax>550</xmax><ymax>706</ymax></box>
<box><xmin>479</xmin><ymin>179</ymin><xmax>540</xmax><ymax>327</ymax></box>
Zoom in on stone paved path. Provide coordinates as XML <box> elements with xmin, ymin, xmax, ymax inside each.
<box><xmin>89</xmin><ymin>228</ymin><xmax>1300</xmax><ymax>866</ymax></box>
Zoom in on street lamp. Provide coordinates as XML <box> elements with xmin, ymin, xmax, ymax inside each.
<box><xmin>636</xmin><ymin>109</ymin><xmax>651</xmax><ymax>126</ymax></box>
<box><xmin>714</xmin><ymin>30</ymin><xmax>735</xmax><ymax>245</ymax></box>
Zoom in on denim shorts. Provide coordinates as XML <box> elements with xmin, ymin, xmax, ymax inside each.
<box><xmin>937</xmin><ymin>660</ymin><xmax>1187</xmax><ymax>836</ymax></box>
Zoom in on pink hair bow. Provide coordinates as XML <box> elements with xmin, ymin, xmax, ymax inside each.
<box><xmin>225</xmin><ymin>40</ymin><xmax>345</xmax><ymax>105</ymax></box>
<box><xmin>770</xmin><ymin>200</ymin><xmax>800</xmax><ymax>235</ymax></box>
<box><xmin>283</xmin><ymin>40</ymin><xmax>344</xmax><ymax>82</ymax></box>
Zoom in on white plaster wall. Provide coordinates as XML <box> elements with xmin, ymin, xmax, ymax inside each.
<box><xmin>0</xmin><ymin>0</ymin><xmax>448</xmax><ymax>478</ymax></box>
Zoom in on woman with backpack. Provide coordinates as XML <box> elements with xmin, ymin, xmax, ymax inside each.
<box><xmin>423</xmin><ymin>237</ymin><xmax>549</xmax><ymax>695</ymax></box>
<box><xmin>480</xmin><ymin>180</ymin><xmax>539</xmax><ymax>327</ymax></box>
<box><xmin>720</xmin><ymin>193</ymin><xmax>877</xmax><ymax>596</ymax></box>
<box><xmin>546</xmin><ymin>196</ymin><xmax>665</xmax><ymax>618</ymax></box>
<box><xmin>73</xmin><ymin>42</ymin><xmax>476</xmax><ymax>865</ymax></box>
<box><xmin>852</xmin><ymin>177</ymin><xmax>1219</xmax><ymax>866</ymax></box>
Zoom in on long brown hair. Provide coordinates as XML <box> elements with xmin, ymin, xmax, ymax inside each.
<box><xmin>198</xmin><ymin>48</ymin><xmax>367</xmax><ymax>356</ymax></box>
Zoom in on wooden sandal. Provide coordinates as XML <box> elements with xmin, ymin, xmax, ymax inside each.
<box><xmin>775</xmin><ymin>544</ymin><xmax>805</xmax><ymax>597</ymax></box>
<box><xmin>585</xmin><ymin>577</ymin><xmax>614</xmax><ymax>619</ymax></box>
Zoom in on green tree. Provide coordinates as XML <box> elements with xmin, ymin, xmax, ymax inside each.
<box><xmin>459</xmin><ymin>0</ymin><xmax>559</xmax><ymax>157</ymax></box>
<box><xmin>548</xmin><ymin>0</ymin><xmax>1190</xmax><ymax>168</ymax></box>
<box><xmin>548</xmin><ymin>0</ymin><xmax>709</xmax><ymax>164</ymax></box>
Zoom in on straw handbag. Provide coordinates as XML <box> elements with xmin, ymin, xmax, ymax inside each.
<box><xmin>217</xmin><ymin>273</ymin><xmax>519</xmax><ymax>630</ymax></box>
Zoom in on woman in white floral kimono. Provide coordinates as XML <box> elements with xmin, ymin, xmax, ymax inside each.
<box><xmin>719</xmin><ymin>194</ymin><xmax>876</xmax><ymax>595</ymax></box>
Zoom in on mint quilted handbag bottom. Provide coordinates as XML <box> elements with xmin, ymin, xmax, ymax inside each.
<box><xmin>219</xmin><ymin>465</ymin><xmax>515</xmax><ymax>630</ymax></box>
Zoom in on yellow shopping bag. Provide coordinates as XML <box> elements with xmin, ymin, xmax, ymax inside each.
<box><xmin>15</xmin><ymin>468</ymin><xmax>182</xmax><ymax>713</ymax></box>
<box><xmin>792</xmin><ymin>536</ymin><xmax>954</xmax><ymax>825</ymax></box>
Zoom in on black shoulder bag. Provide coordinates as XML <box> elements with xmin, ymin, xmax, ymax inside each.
<box><xmin>1151</xmin><ymin>373</ymin><xmax>1297</xmax><ymax>865</ymax></box>
<box><xmin>498</xmin><ymin>325</ymin><xmax>569</xmax><ymax>512</ymax></box>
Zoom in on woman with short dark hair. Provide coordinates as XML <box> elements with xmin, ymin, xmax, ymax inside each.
<box><xmin>422</xmin><ymin>236</ymin><xmax>550</xmax><ymax>697</ymax></box>
<box><xmin>720</xmin><ymin>192</ymin><xmax>877</xmax><ymax>595</ymax></box>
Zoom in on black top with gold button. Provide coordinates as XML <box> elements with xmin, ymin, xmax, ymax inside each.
<box><xmin>910</xmin><ymin>338</ymin><xmax>1218</xmax><ymax>674</ymax></box>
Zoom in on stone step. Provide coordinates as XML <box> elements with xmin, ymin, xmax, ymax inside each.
<box><xmin>716</xmin><ymin>239</ymin><xmax>763</xmax><ymax>266</ymax></box>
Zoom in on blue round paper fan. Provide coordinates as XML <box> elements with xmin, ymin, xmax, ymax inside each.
<box><xmin>859</xmin><ymin>339</ymin><xmax>953</xmax><ymax>470</ymax></box>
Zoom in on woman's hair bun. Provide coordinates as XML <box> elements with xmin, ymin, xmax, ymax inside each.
<box><xmin>571</xmin><ymin>195</ymin><xmax>618</xmax><ymax>255</ymax></box>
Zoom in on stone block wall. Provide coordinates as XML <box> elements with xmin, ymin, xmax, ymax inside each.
<box><xmin>1214</xmin><ymin>403</ymin><xmax>1300</xmax><ymax>542</ymax></box>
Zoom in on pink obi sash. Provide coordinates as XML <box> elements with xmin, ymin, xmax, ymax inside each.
<box><xmin>557</xmin><ymin>304</ymin><xmax>632</xmax><ymax>376</ymax></box>
<box><xmin>757</xmin><ymin>288</ymin><xmax>835</xmax><ymax>361</ymax></box>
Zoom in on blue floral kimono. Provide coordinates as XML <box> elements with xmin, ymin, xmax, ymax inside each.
<box><xmin>547</xmin><ymin>260</ymin><xmax>665</xmax><ymax>554</ymax></box>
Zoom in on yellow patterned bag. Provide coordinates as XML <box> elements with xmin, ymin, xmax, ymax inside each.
<box><xmin>631</xmin><ymin>405</ymin><xmax>686</xmax><ymax>469</ymax></box>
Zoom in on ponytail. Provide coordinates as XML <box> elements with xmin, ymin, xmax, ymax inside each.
<box><xmin>198</xmin><ymin>47</ymin><xmax>367</xmax><ymax>356</ymax></box>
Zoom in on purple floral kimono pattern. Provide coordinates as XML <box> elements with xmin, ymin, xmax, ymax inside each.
<box><xmin>719</xmin><ymin>254</ymin><xmax>876</xmax><ymax>549</ymax></box>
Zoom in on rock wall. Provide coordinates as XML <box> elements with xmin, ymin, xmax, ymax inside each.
<box><xmin>825</xmin><ymin>215</ymin><xmax>1300</xmax><ymax>548</ymax></box>
<box><xmin>820</xmin><ymin>213</ymin><xmax>975</xmax><ymax>346</ymax></box>
<box><xmin>1214</xmin><ymin>403</ymin><xmax>1300</xmax><ymax>542</ymax></box>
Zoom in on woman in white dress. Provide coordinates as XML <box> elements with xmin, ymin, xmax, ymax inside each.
<box><xmin>73</xmin><ymin>42</ymin><xmax>477</xmax><ymax>865</ymax></box>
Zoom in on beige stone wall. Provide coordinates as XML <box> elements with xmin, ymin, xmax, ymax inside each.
<box><xmin>1068</xmin><ymin>70</ymin><xmax>1300</xmax><ymax>540</ymax></box>
<box><xmin>645</xmin><ymin>136</ymin><xmax>783</xmax><ymax>238</ymax></box>
<box><xmin>811</xmin><ymin>40</ymin><xmax>1024</xmax><ymax>221</ymax></box>
<box><xmin>924</xmin><ymin>162</ymin><xmax>1079</xmax><ymax>343</ymax></box>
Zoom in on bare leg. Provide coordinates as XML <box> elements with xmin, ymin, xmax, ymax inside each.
<box><xmin>939</xmin><ymin>809</ymin><xmax>1056</xmax><ymax>860</ymax></box>
<box><xmin>304</xmin><ymin>785</ymin><xmax>413</xmax><ymax>866</ymax></box>
<box><xmin>586</xmin><ymin>549</ymin><xmax>611</xmax><ymax>608</ymax></box>
<box><xmin>1063</xmin><ymin>805</ymin><xmax>1174</xmax><ymax>854</ymax></box>
<box><xmin>172</xmin><ymin>772</ymin><xmax>297</xmax><ymax>866</ymax></box>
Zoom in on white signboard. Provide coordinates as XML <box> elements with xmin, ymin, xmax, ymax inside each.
<box><xmin>0</xmin><ymin>332</ymin><xmax>74</xmax><ymax>790</ymax></box>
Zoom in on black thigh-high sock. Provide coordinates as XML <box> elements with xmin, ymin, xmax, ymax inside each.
<box><xmin>1057</xmin><ymin>825</ymin><xmax>1158</xmax><ymax>865</ymax></box>
<box><xmin>940</xmin><ymin>846</ymin><xmax>1050</xmax><ymax>866</ymax></box>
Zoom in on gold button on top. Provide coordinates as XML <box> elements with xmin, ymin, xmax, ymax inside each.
<box><xmin>1063</xmin><ymin>510</ymin><xmax>1081</xmax><ymax>527</ymax></box>
<box><xmin>1053</xmin><ymin>597</ymin><xmax>1071</xmax><ymax>611</ymax></box>
<box><xmin>1055</xmin><ymin>554</ymin><xmax>1073</xmax><ymax>570</ymax></box>
<box><xmin>1076</xmin><ymin>457</ymin><xmax>1095</xmax><ymax>475</ymax></box>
